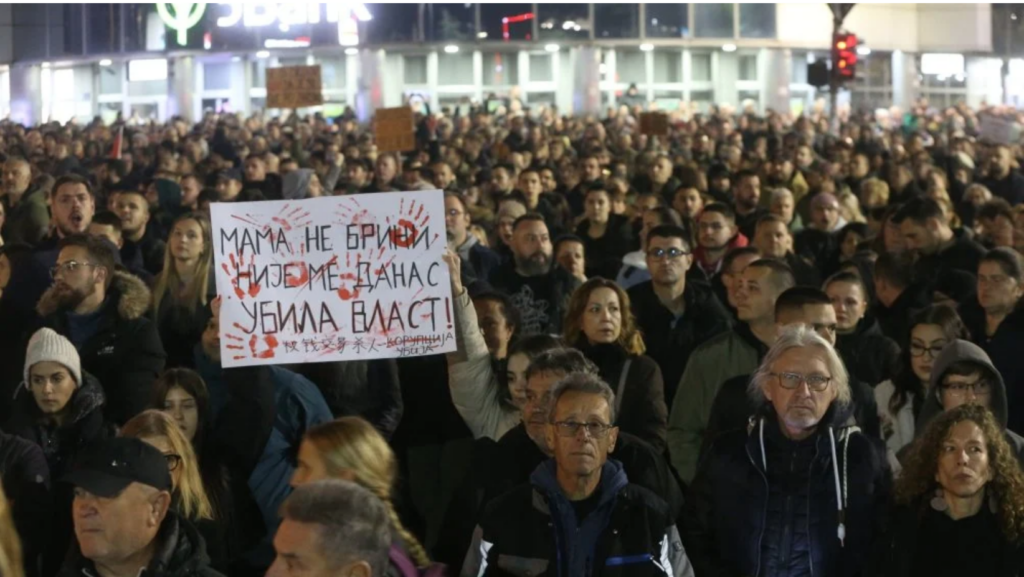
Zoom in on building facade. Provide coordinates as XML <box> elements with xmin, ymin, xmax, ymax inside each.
<box><xmin>0</xmin><ymin>3</ymin><xmax>1013</xmax><ymax>125</ymax></box>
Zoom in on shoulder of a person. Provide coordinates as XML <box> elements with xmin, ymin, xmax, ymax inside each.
<box><xmin>693</xmin><ymin>328</ymin><xmax>742</xmax><ymax>353</ymax></box>
<box><xmin>481</xmin><ymin>481</ymin><xmax>535</xmax><ymax>519</ymax></box>
<box><xmin>617</xmin><ymin>482</ymin><xmax>672</xmax><ymax>518</ymax></box>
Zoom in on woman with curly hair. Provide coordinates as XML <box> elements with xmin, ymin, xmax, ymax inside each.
<box><xmin>868</xmin><ymin>404</ymin><xmax>1024</xmax><ymax>576</ymax></box>
<box><xmin>563</xmin><ymin>277</ymin><xmax>669</xmax><ymax>452</ymax></box>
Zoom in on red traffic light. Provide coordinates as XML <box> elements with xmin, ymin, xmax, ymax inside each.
<box><xmin>832</xmin><ymin>32</ymin><xmax>858</xmax><ymax>80</ymax></box>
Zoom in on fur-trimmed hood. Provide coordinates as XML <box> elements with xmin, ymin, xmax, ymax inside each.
<box><xmin>37</xmin><ymin>270</ymin><xmax>151</xmax><ymax>320</ymax></box>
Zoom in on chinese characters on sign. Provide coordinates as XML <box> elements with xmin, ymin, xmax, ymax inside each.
<box><xmin>210</xmin><ymin>190</ymin><xmax>455</xmax><ymax>367</ymax></box>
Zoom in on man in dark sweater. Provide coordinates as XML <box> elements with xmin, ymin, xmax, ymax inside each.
<box><xmin>629</xmin><ymin>224</ymin><xmax>732</xmax><ymax>402</ymax></box>
<box><xmin>872</xmin><ymin>252</ymin><xmax>932</xmax><ymax>343</ymax></box>
<box><xmin>894</xmin><ymin>197</ymin><xmax>985</xmax><ymax>279</ymax></box>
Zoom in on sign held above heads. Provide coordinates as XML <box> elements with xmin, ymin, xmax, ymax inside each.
<box><xmin>639</xmin><ymin>111</ymin><xmax>669</xmax><ymax>137</ymax></box>
<box><xmin>375</xmin><ymin>106</ymin><xmax>416</xmax><ymax>153</ymax></box>
<box><xmin>210</xmin><ymin>190</ymin><xmax>455</xmax><ymax>368</ymax></box>
<box><xmin>266</xmin><ymin>65</ymin><xmax>324</xmax><ymax>109</ymax></box>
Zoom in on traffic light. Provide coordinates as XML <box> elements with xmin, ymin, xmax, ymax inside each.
<box><xmin>832</xmin><ymin>32</ymin><xmax>858</xmax><ymax>81</ymax></box>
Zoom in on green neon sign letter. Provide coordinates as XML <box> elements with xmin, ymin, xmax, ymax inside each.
<box><xmin>157</xmin><ymin>2</ymin><xmax>208</xmax><ymax>46</ymax></box>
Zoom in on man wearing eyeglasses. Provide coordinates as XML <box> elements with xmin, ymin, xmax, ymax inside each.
<box><xmin>35</xmin><ymin>233</ymin><xmax>165</xmax><ymax>426</ymax></box>
<box><xmin>912</xmin><ymin>339</ymin><xmax>1024</xmax><ymax>466</ymax></box>
<box><xmin>463</xmin><ymin>372</ymin><xmax>694</xmax><ymax>577</ymax></box>
<box><xmin>628</xmin><ymin>224</ymin><xmax>732</xmax><ymax>404</ymax></box>
<box><xmin>445</xmin><ymin>192</ymin><xmax>500</xmax><ymax>286</ymax></box>
<box><xmin>684</xmin><ymin>325</ymin><xmax>890</xmax><ymax>577</ymax></box>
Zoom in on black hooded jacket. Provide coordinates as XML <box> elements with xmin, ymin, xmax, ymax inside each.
<box><xmin>684</xmin><ymin>405</ymin><xmax>890</xmax><ymax>577</ymax></box>
<box><xmin>59</xmin><ymin>511</ymin><xmax>225</xmax><ymax>577</ymax></box>
<box><xmin>835</xmin><ymin>315</ymin><xmax>901</xmax><ymax>387</ymax></box>
<box><xmin>961</xmin><ymin>304</ymin><xmax>1024</xmax><ymax>435</ymax></box>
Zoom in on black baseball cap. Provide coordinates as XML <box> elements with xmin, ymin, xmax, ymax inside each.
<box><xmin>63</xmin><ymin>438</ymin><xmax>172</xmax><ymax>498</ymax></box>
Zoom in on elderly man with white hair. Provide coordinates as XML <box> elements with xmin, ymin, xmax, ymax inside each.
<box><xmin>682</xmin><ymin>325</ymin><xmax>890</xmax><ymax>577</ymax></box>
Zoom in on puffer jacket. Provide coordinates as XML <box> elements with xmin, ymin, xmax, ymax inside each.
<box><xmin>38</xmin><ymin>270</ymin><xmax>167</xmax><ymax>425</ymax></box>
<box><xmin>683</xmin><ymin>406</ymin><xmax>890</xmax><ymax>577</ymax></box>
<box><xmin>462</xmin><ymin>459</ymin><xmax>693</xmax><ymax>577</ymax></box>
<box><xmin>59</xmin><ymin>511</ymin><xmax>225</xmax><ymax>577</ymax></box>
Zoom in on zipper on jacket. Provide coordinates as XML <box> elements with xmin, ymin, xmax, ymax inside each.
<box><xmin>746</xmin><ymin>437</ymin><xmax>770</xmax><ymax>577</ymax></box>
<box><xmin>805</xmin><ymin>436</ymin><xmax>823</xmax><ymax>577</ymax></box>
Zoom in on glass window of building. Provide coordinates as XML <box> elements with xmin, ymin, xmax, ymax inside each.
<box><xmin>480</xmin><ymin>4</ymin><xmax>533</xmax><ymax>41</ymax></box>
<box><xmin>791</xmin><ymin>53</ymin><xmax>810</xmax><ymax>84</ymax></box>
<box><xmin>691</xmin><ymin>52</ymin><xmax>713</xmax><ymax>81</ymax></box>
<box><xmin>364</xmin><ymin>3</ymin><xmax>421</xmax><ymax>43</ymax></box>
<box><xmin>739</xmin><ymin>4</ymin><xmax>776</xmax><ymax>38</ymax></box>
<box><xmin>691</xmin><ymin>89</ymin><xmax>715</xmax><ymax>111</ymax></box>
<box><xmin>617</xmin><ymin>49</ymin><xmax>646</xmax><ymax>85</ymax></box>
<box><xmin>594</xmin><ymin>4</ymin><xmax>639</xmax><ymax>39</ymax></box>
<box><xmin>428</xmin><ymin>3</ymin><xmax>476</xmax><ymax>42</ymax></box>
<box><xmin>538</xmin><ymin>4</ymin><xmax>589</xmax><ymax>40</ymax></box>
<box><xmin>404</xmin><ymin>55</ymin><xmax>428</xmax><ymax>84</ymax></box>
<box><xmin>694</xmin><ymin>4</ymin><xmax>734</xmax><ymax>38</ymax></box>
<box><xmin>529</xmin><ymin>92</ymin><xmax>557</xmax><ymax>106</ymax></box>
<box><xmin>483</xmin><ymin>52</ymin><xmax>519</xmax><ymax>85</ymax></box>
<box><xmin>439</xmin><ymin>52</ymin><xmax>475</xmax><ymax>85</ymax></box>
<box><xmin>738</xmin><ymin>89</ymin><xmax>761</xmax><ymax>107</ymax></box>
<box><xmin>122</xmin><ymin>4</ymin><xmax>151</xmax><ymax>52</ymax></box>
<box><xmin>58</xmin><ymin>5</ymin><xmax>86</xmax><ymax>55</ymax></box>
<box><xmin>654</xmin><ymin>50</ymin><xmax>683</xmax><ymax>83</ymax></box>
<box><xmin>203</xmin><ymin>62</ymin><xmax>232</xmax><ymax>91</ymax></box>
<box><xmin>320</xmin><ymin>58</ymin><xmax>347</xmax><ymax>90</ymax></box>
<box><xmin>98</xmin><ymin>64</ymin><xmax>122</xmax><ymax>95</ymax></box>
<box><xmin>529</xmin><ymin>53</ymin><xmax>554</xmax><ymax>82</ymax></box>
<box><xmin>739</xmin><ymin>54</ymin><xmax>758</xmax><ymax>81</ymax></box>
<box><xmin>646</xmin><ymin>4</ymin><xmax>689</xmax><ymax>38</ymax></box>
<box><xmin>251</xmin><ymin>60</ymin><xmax>267</xmax><ymax>90</ymax></box>
<box><xmin>86</xmin><ymin>4</ymin><xmax>122</xmax><ymax>54</ymax></box>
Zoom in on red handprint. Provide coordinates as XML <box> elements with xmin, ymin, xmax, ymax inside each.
<box><xmin>271</xmin><ymin>204</ymin><xmax>313</xmax><ymax>232</ymax></box>
<box><xmin>225</xmin><ymin>323</ymin><xmax>279</xmax><ymax>360</ymax></box>
<box><xmin>337</xmin><ymin>250</ymin><xmax>378</xmax><ymax>301</ymax></box>
<box><xmin>221</xmin><ymin>253</ymin><xmax>260</xmax><ymax>300</ymax></box>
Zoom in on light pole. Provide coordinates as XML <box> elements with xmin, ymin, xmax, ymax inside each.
<box><xmin>828</xmin><ymin>3</ymin><xmax>855</xmax><ymax>123</ymax></box>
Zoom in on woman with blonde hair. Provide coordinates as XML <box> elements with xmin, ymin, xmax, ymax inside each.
<box><xmin>562</xmin><ymin>277</ymin><xmax>669</xmax><ymax>452</ymax></box>
<box><xmin>122</xmin><ymin>410</ymin><xmax>229</xmax><ymax>572</ymax></box>
<box><xmin>291</xmin><ymin>417</ymin><xmax>436</xmax><ymax>573</ymax></box>
<box><xmin>151</xmin><ymin>212</ymin><xmax>215</xmax><ymax>368</ymax></box>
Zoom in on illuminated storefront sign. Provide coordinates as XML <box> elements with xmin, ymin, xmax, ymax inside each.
<box><xmin>157</xmin><ymin>2</ymin><xmax>371</xmax><ymax>47</ymax></box>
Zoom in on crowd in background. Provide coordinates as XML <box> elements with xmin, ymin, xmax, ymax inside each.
<box><xmin>0</xmin><ymin>96</ymin><xmax>1022</xmax><ymax>576</ymax></box>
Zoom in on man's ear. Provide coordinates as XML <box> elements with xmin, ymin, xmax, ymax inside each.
<box><xmin>345</xmin><ymin>561</ymin><xmax>372</xmax><ymax>577</ymax></box>
<box><xmin>150</xmin><ymin>491</ymin><xmax>172</xmax><ymax>527</ymax></box>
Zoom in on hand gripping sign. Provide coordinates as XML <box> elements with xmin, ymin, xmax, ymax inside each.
<box><xmin>210</xmin><ymin>190</ymin><xmax>455</xmax><ymax>367</ymax></box>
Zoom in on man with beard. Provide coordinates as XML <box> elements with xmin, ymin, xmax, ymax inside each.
<box><xmin>628</xmin><ymin>225</ymin><xmax>732</xmax><ymax>403</ymax></box>
<box><xmin>1</xmin><ymin>157</ymin><xmax>50</xmax><ymax>246</ymax></box>
<box><xmin>684</xmin><ymin>325</ymin><xmax>889</xmax><ymax>577</ymax></box>
<box><xmin>733</xmin><ymin>170</ymin><xmax>768</xmax><ymax>240</ymax></box>
<box><xmin>35</xmin><ymin>234</ymin><xmax>165</xmax><ymax>425</ymax></box>
<box><xmin>894</xmin><ymin>197</ymin><xmax>985</xmax><ymax>280</ymax></box>
<box><xmin>488</xmin><ymin>214</ymin><xmax>580</xmax><ymax>335</ymax></box>
<box><xmin>113</xmin><ymin>190</ymin><xmax>165</xmax><ymax>276</ymax></box>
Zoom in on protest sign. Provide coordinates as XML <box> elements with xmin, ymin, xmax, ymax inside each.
<box><xmin>639</xmin><ymin>111</ymin><xmax>669</xmax><ymax>136</ymax></box>
<box><xmin>979</xmin><ymin>113</ymin><xmax>1021</xmax><ymax>145</ymax></box>
<box><xmin>266</xmin><ymin>65</ymin><xmax>324</xmax><ymax>109</ymax></box>
<box><xmin>210</xmin><ymin>190</ymin><xmax>455</xmax><ymax>368</ymax></box>
<box><xmin>375</xmin><ymin>106</ymin><xmax>416</xmax><ymax>152</ymax></box>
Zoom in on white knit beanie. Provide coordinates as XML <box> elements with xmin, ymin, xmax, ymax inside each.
<box><xmin>24</xmin><ymin>328</ymin><xmax>81</xmax><ymax>387</ymax></box>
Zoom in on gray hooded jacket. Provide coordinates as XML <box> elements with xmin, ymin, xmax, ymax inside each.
<box><xmin>914</xmin><ymin>339</ymin><xmax>1024</xmax><ymax>465</ymax></box>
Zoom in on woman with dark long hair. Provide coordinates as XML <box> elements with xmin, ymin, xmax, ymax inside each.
<box><xmin>563</xmin><ymin>277</ymin><xmax>669</xmax><ymax>452</ymax></box>
<box><xmin>869</xmin><ymin>404</ymin><xmax>1024</xmax><ymax>576</ymax></box>
<box><xmin>874</xmin><ymin>304</ymin><xmax>970</xmax><ymax>464</ymax></box>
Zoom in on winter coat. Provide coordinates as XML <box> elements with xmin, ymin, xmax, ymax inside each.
<box><xmin>434</xmin><ymin>424</ymin><xmax>685</xmax><ymax>570</ymax></box>
<box><xmin>488</xmin><ymin>261</ymin><xmax>581</xmax><ymax>335</ymax></box>
<box><xmin>913</xmin><ymin>228</ymin><xmax>986</xmax><ymax>281</ymax></box>
<box><xmin>835</xmin><ymin>316</ymin><xmax>901</xmax><ymax>387</ymax></box>
<box><xmin>628</xmin><ymin>280</ymin><xmax>733</xmax><ymax>402</ymax></box>
<box><xmin>462</xmin><ymin>459</ymin><xmax>694</xmax><ymax>577</ymax></box>
<box><xmin>684</xmin><ymin>407</ymin><xmax>890</xmax><ymax>577</ymax></box>
<box><xmin>58</xmin><ymin>511</ymin><xmax>225</xmax><ymax>577</ymax></box>
<box><xmin>9</xmin><ymin>372</ymin><xmax>117</xmax><ymax>577</ymax></box>
<box><xmin>38</xmin><ymin>271</ymin><xmax>167</xmax><ymax>425</ymax></box>
<box><xmin>121</xmin><ymin>228</ymin><xmax>167</xmax><ymax>276</ymax></box>
<box><xmin>446</xmin><ymin>288</ymin><xmax>519</xmax><ymax>441</ymax></box>
<box><xmin>0</xmin><ymin>429</ymin><xmax>50</xmax><ymax>577</ymax></box>
<box><xmin>288</xmin><ymin>358</ymin><xmax>403</xmax><ymax>439</ymax></box>
<box><xmin>962</xmin><ymin>304</ymin><xmax>1024</xmax><ymax>434</ymax></box>
<box><xmin>1</xmin><ymin>181</ymin><xmax>51</xmax><ymax>247</ymax></box>
<box><xmin>154</xmin><ymin>268</ymin><xmax>216</xmax><ymax>370</ymax></box>
<box><xmin>456</xmin><ymin>235</ymin><xmax>502</xmax><ymax>287</ymax></box>
<box><xmin>575</xmin><ymin>214</ymin><xmax>635</xmax><ymax>281</ymax></box>
<box><xmin>912</xmin><ymin>339</ymin><xmax>1024</xmax><ymax>465</ymax></box>
<box><xmin>668</xmin><ymin>323</ymin><xmax>768</xmax><ymax>483</ymax></box>
<box><xmin>577</xmin><ymin>343</ymin><xmax>669</xmax><ymax>453</ymax></box>
<box><xmin>872</xmin><ymin>282</ymin><xmax>932</xmax><ymax>343</ymax></box>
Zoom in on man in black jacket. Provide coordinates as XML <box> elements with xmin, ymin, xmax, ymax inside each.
<box><xmin>872</xmin><ymin>252</ymin><xmax>932</xmax><ymax>342</ymax></box>
<box><xmin>36</xmin><ymin>234</ymin><xmax>166</xmax><ymax>425</ymax></box>
<box><xmin>981</xmin><ymin>144</ymin><xmax>1024</xmax><ymax>205</ymax></box>
<box><xmin>489</xmin><ymin>214</ymin><xmax>580</xmax><ymax>335</ymax></box>
<box><xmin>629</xmin><ymin>224</ymin><xmax>732</xmax><ymax>402</ymax></box>
<box><xmin>61</xmin><ymin>438</ymin><xmax>224</xmax><ymax>577</ymax></box>
<box><xmin>434</xmin><ymin>348</ymin><xmax>684</xmax><ymax>569</ymax></box>
<box><xmin>825</xmin><ymin>271</ymin><xmax>900</xmax><ymax>387</ymax></box>
<box><xmin>113</xmin><ymin>190</ymin><xmax>166</xmax><ymax>276</ymax></box>
<box><xmin>685</xmin><ymin>325</ymin><xmax>890</xmax><ymax>577</ymax></box>
<box><xmin>894</xmin><ymin>197</ymin><xmax>985</xmax><ymax>279</ymax></box>
<box><xmin>463</xmin><ymin>372</ymin><xmax>694</xmax><ymax>577</ymax></box>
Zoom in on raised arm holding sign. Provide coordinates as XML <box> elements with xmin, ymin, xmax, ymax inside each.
<box><xmin>210</xmin><ymin>190</ymin><xmax>455</xmax><ymax>367</ymax></box>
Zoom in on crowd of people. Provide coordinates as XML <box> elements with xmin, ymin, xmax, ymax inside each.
<box><xmin>0</xmin><ymin>97</ymin><xmax>1022</xmax><ymax>576</ymax></box>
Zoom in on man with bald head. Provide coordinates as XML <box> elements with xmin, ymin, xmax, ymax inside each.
<box><xmin>1</xmin><ymin>157</ymin><xmax>50</xmax><ymax>246</ymax></box>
